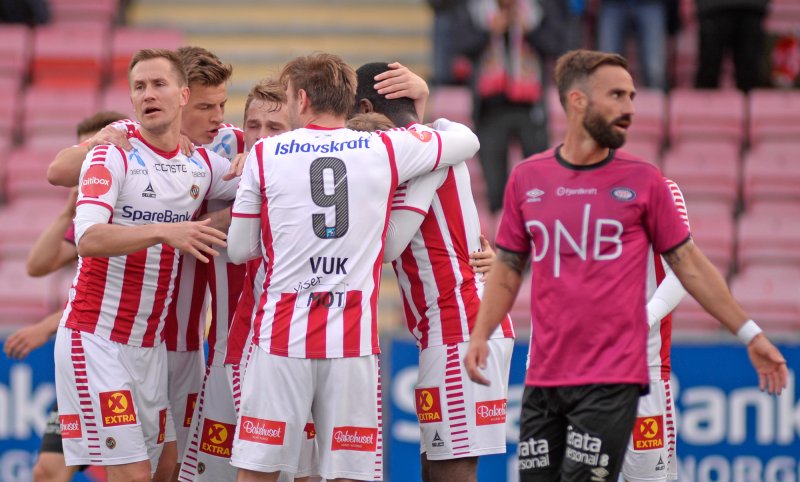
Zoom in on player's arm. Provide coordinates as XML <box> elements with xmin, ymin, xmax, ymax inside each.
<box><xmin>26</xmin><ymin>188</ymin><xmax>78</xmax><ymax>277</ymax></box>
<box><xmin>3</xmin><ymin>310</ymin><xmax>63</xmax><ymax>360</ymax></box>
<box><xmin>431</xmin><ymin>118</ymin><xmax>480</xmax><ymax>170</ymax></box>
<box><xmin>47</xmin><ymin>123</ymin><xmax>133</xmax><ymax>187</ymax></box>
<box><xmin>646</xmin><ymin>259</ymin><xmax>687</xmax><ymax>329</ymax></box>
<box><xmin>199</xmin><ymin>206</ymin><xmax>232</xmax><ymax>234</ymax></box>
<box><xmin>384</xmin><ymin>210</ymin><xmax>425</xmax><ymax>262</ymax></box>
<box><xmin>464</xmin><ymin>247</ymin><xmax>528</xmax><ymax>385</ymax></box>
<box><xmin>227</xmin><ymin>144</ymin><xmax>263</xmax><ymax>264</ymax></box>
<box><xmin>663</xmin><ymin>241</ymin><xmax>788</xmax><ymax>394</ymax></box>
<box><xmin>383</xmin><ymin>170</ymin><xmax>446</xmax><ymax>261</ymax></box>
<box><xmin>227</xmin><ymin>217</ymin><xmax>262</xmax><ymax>264</ymax></box>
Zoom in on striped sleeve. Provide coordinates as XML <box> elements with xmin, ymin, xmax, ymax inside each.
<box><xmin>74</xmin><ymin>145</ymin><xmax>127</xmax><ymax>242</ymax></box>
<box><xmin>663</xmin><ymin>177</ymin><xmax>690</xmax><ymax>230</ymax></box>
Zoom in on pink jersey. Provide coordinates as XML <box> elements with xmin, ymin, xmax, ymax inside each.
<box><xmin>163</xmin><ymin>124</ymin><xmax>245</xmax><ymax>352</ymax></box>
<box><xmin>224</xmin><ymin>258</ymin><xmax>265</xmax><ymax>366</ymax></box>
<box><xmin>232</xmin><ymin>123</ymin><xmax>471</xmax><ymax>359</ymax></box>
<box><xmin>391</xmin><ymin>163</ymin><xmax>515</xmax><ymax>349</ymax></box>
<box><xmin>646</xmin><ymin>178</ymin><xmax>691</xmax><ymax>381</ymax></box>
<box><xmin>496</xmin><ymin>147</ymin><xmax>690</xmax><ymax>387</ymax></box>
<box><xmin>62</xmin><ymin>132</ymin><xmax>238</xmax><ymax>347</ymax></box>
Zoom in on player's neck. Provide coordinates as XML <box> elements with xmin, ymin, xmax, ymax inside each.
<box><xmin>139</xmin><ymin>124</ymin><xmax>182</xmax><ymax>154</ymax></box>
<box><xmin>560</xmin><ymin>128</ymin><xmax>610</xmax><ymax>167</ymax></box>
<box><xmin>303</xmin><ymin>112</ymin><xmax>346</xmax><ymax>129</ymax></box>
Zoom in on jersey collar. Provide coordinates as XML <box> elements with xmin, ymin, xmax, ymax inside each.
<box><xmin>133</xmin><ymin>130</ymin><xmax>181</xmax><ymax>159</ymax></box>
<box><xmin>305</xmin><ymin>124</ymin><xmax>344</xmax><ymax>130</ymax></box>
<box><xmin>555</xmin><ymin>145</ymin><xmax>616</xmax><ymax>171</ymax></box>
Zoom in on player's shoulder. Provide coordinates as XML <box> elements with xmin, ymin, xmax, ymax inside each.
<box><xmin>612</xmin><ymin>149</ymin><xmax>660</xmax><ymax>172</ymax></box>
<box><xmin>206</xmin><ymin>124</ymin><xmax>245</xmax><ymax>159</ymax></box>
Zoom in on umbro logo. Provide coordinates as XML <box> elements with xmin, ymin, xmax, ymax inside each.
<box><xmin>526</xmin><ymin>188</ymin><xmax>544</xmax><ymax>203</ymax></box>
<box><xmin>432</xmin><ymin>430</ymin><xmax>444</xmax><ymax>448</ymax></box>
<box><xmin>142</xmin><ymin>183</ymin><xmax>156</xmax><ymax>198</ymax></box>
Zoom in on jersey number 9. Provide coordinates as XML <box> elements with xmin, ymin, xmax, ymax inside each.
<box><xmin>309</xmin><ymin>157</ymin><xmax>349</xmax><ymax>239</ymax></box>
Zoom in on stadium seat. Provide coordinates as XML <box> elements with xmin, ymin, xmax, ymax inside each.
<box><xmin>662</xmin><ymin>140</ymin><xmax>740</xmax><ymax>206</ymax></box>
<box><xmin>628</xmin><ymin>88</ymin><xmax>666</xmax><ymax>145</ymax></box>
<box><xmin>110</xmin><ymin>28</ymin><xmax>185</xmax><ymax>86</ymax></box>
<box><xmin>48</xmin><ymin>0</ymin><xmax>119</xmax><ymax>26</ymax></box>
<box><xmin>100</xmin><ymin>85</ymin><xmax>135</xmax><ymax>119</ymax></box>
<box><xmin>671</xmin><ymin>296</ymin><xmax>724</xmax><ymax>334</ymax></box>
<box><xmin>737</xmin><ymin>202</ymin><xmax>800</xmax><ymax>269</ymax></box>
<box><xmin>679</xmin><ymin>200</ymin><xmax>735</xmax><ymax>276</ymax></box>
<box><xmin>621</xmin><ymin>139</ymin><xmax>661</xmax><ymax>166</ymax></box>
<box><xmin>767</xmin><ymin>0</ymin><xmax>800</xmax><ymax>33</ymax></box>
<box><xmin>22</xmin><ymin>86</ymin><xmax>99</xmax><ymax>140</ymax></box>
<box><xmin>546</xmin><ymin>86</ymin><xmax>566</xmax><ymax>144</ymax></box>
<box><xmin>0</xmin><ymin>77</ymin><xmax>22</xmax><ymax>143</ymax></box>
<box><xmin>0</xmin><ymin>198</ymin><xmax>71</xmax><ymax>257</ymax></box>
<box><xmin>0</xmin><ymin>25</ymin><xmax>31</xmax><ymax>81</ymax></box>
<box><xmin>669</xmin><ymin>89</ymin><xmax>745</xmax><ymax>145</ymax></box>
<box><xmin>730</xmin><ymin>266</ymin><xmax>800</xmax><ymax>333</ymax></box>
<box><xmin>427</xmin><ymin>86</ymin><xmax>472</xmax><ymax>127</ymax></box>
<box><xmin>748</xmin><ymin>89</ymin><xmax>800</xmax><ymax>146</ymax></box>
<box><xmin>2</xmin><ymin>147</ymin><xmax>66</xmax><ymax>202</ymax></box>
<box><xmin>742</xmin><ymin>142</ymin><xmax>800</xmax><ymax>207</ymax></box>
<box><xmin>24</xmin><ymin>133</ymin><xmax>77</xmax><ymax>151</ymax></box>
<box><xmin>31</xmin><ymin>24</ymin><xmax>109</xmax><ymax>89</ymax></box>
<box><xmin>0</xmin><ymin>260</ymin><xmax>57</xmax><ymax>325</ymax></box>
<box><xmin>669</xmin><ymin>25</ymin><xmax>697</xmax><ymax>88</ymax></box>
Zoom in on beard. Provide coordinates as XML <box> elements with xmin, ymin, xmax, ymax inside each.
<box><xmin>583</xmin><ymin>106</ymin><xmax>629</xmax><ymax>149</ymax></box>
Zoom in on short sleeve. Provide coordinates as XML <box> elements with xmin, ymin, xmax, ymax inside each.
<box><xmin>381</xmin><ymin>125</ymin><xmax>442</xmax><ymax>184</ymax></box>
<box><xmin>646</xmin><ymin>173</ymin><xmax>691</xmax><ymax>254</ymax></box>
<box><xmin>495</xmin><ymin>168</ymin><xmax>530</xmax><ymax>254</ymax></box>
<box><xmin>664</xmin><ymin>178</ymin><xmax>691</xmax><ymax>231</ymax></box>
<box><xmin>74</xmin><ymin>145</ymin><xmax>127</xmax><ymax>242</ymax></box>
<box><xmin>392</xmin><ymin>168</ymin><xmax>447</xmax><ymax>216</ymax></box>
<box><xmin>231</xmin><ymin>143</ymin><xmax>263</xmax><ymax>218</ymax></box>
<box><xmin>204</xmin><ymin>125</ymin><xmax>246</xmax><ymax>161</ymax></box>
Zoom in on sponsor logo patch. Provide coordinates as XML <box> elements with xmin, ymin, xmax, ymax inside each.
<box><xmin>238</xmin><ymin>416</ymin><xmax>285</xmax><ymax>445</ymax></box>
<box><xmin>633</xmin><ymin>415</ymin><xmax>664</xmax><ymax>450</ymax></box>
<box><xmin>106</xmin><ymin>437</ymin><xmax>116</xmax><ymax>449</ymax></box>
<box><xmin>331</xmin><ymin>426</ymin><xmax>378</xmax><ymax>452</ymax></box>
<box><xmin>81</xmin><ymin>165</ymin><xmax>113</xmax><ymax>197</ymax></box>
<box><xmin>475</xmin><ymin>399</ymin><xmax>507</xmax><ymax>426</ymax></box>
<box><xmin>415</xmin><ymin>387</ymin><xmax>443</xmax><ymax>424</ymax></box>
<box><xmin>99</xmin><ymin>390</ymin><xmax>137</xmax><ymax>427</ymax></box>
<box><xmin>408</xmin><ymin>127</ymin><xmax>433</xmax><ymax>142</ymax></box>
<box><xmin>142</xmin><ymin>182</ymin><xmax>156</xmax><ymax>198</ymax></box>
<box><xmin>304</xmin><ymin>422</ymin><xmax>316</xmax><ymax>440</ymax></box>
<box><xmin>197</xmin><ymin>462</ymin><xmax>206</xmax><ymax>474</ymax></box>
<box><xmin>526</xmin><ymin>188</ymin><xmax>544</xmax><ymax>202</ymax></box>
<box><xmin>184</xmin><ymin>393</ymin><xmax>198</xmax><ymax>428</ymax></box>
<box><xmin>158</xmin><ymin>409</ymin><xmax>167</xmax><ymax>444</ymax></box>
<box><xmin>610</xmin><ymin>186</ymin><xmax>636</xmax><ymax>202</ymax></box>
<box><xmin>200</xmin><ymin>419</ymin><xmax>236</xmax><ymax>458</ymax></box>
<box><xmin>59</xmin><ymin>414</ymin><xmax>82</xmax><ymax>439</ymax></box>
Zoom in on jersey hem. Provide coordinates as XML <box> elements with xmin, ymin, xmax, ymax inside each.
<box><xmin>392</xmin><ymin>205</ymin><xmax>428</xmax><ymax>216</ymax></box>
<box><xmin>495</xmin><ymin>242</ymin><xmax>529</xmax><ymax>256</ymax></box>
<box><xmin>424</xmin><ymin>445</ymin><xmax>506</xmax><ymax>460</ymax></box>
<box><xmin>660</xmin><ymin>234</ymin><xmax>692</xmax><ymax>256</ymax></box>
<box><xmin>64</xmin><ymin>453</ymin><xmax>150</xmax><ymax>467</ymax></box>
<box><xmin>526</xmin><ymin>378</ymin><xmax>648</xmax><ymax>387</ymax></box>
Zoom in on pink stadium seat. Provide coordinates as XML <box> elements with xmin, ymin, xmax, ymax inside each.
<box><xmin>0</xmin><ymin>77</ymin><xmax>22</xmax><ymax>142</ymax></box>
<box><xmin>0</xmin><ymin>199</ymin><xmax>71</xmax><ymax>260</ymax></box>
<box><xmin>24</xmin><ymin>133</ymin><xmax>76</xmax><ymax>151</ymax></box>
<box><xmin>22</xmin><ymin>86</ymin><xmax>99</xmax><ymax>140</ymax></box>
<box><xmin>766</xmin><ymin>0</ymin><xmax>800</xmax><ymax>33</ymax></box>
<box><xmin>0</xmin><ymin>260</ymin><xmax>56</xmax><ymax>324</ymax></box>
<box><xmin>730</xmin><ymin>266</ymin><xmax>800</xmax><ymax>332</ymax></box>
<box><xmin>100</xmin><ymin>85</ymin><xmax>135</xmax><ymax>119</ymax></box>
<box><xmin>2</xmin><ymin>147</ymin><xmax>66</xmax><ymax>202</ymax></box>
<box><xmin>0</xmin><ymin>25</ymin><xmax>31</xmax><ymax>81</ymax></box>
<box><xmin>427</xmin><ymin>86</ymin><xmax>473</xmax><ymax>127</ymax></box>
<box><xmin>679</xmin><ymin>200</ymin><xmax>735</xmax><ymax>276</ymax></box>
<box><xmin>48</xmin><ymin>0</ymin><xmax>119</xmax><ymax>25</ymax></box>
<box><xmin>546</xmin><ymin>86</ymin><xmax>566</xmax><ymax>144</ymax></box>
<box><xmin>621</xmin><ymin>139</ymin><xmax>660</xmax><ymax>166</ymax></box>
<box><xmin>737</xmin><ymin>202</ymin><xmax>800</xmax><ymax>269</ymax></box>
<box><xmin>742</xmin><ymin>142</ymin><xmax>800</xmax><ymax>207</ymax></box>
<box><xmin>669</xmin><ymin>89</ymin><xmax>745</xmax><ymax>145</ymax></box>
<box><xmin>748</xmin><ymin>89</ymin><xmax>800</xmax><ymax>146</ymax></box>
<box><xmin>628</xmin><ymin>88</ymin><xmax>666</xmax><ymax>145</ymax></box>
<box><xmin>110</xmin><ymin>28</ymin><xmax>185</xmax><ymax>86</ymax></box>
<box><xmin>32</xmin><ymin>24</ymin><xmax>109</xmax><ymax>88</ymax></box>
<box><xmin>662</xmin><ymin>141</ymin><xmax>739</xmax><ymax>206</ymax></box>
<box><xmin>671</xmin><ymin>296</ymin><xmax>724</xmax><ymax>334</ymax></box>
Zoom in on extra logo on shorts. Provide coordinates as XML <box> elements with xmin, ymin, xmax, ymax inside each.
<box><xmin>184</xmin><ymin>393</ymin><xmax>198</xmax><ymax>427</ymax></box>
<box><xmin>331</xmin><ymin>426</ymin><xmax>378</xmax><ymax>452</ymax></box>
<box><xmin>158</xmin><ymin>408</ymin><xmax>167</xmax><ymax>444</ymax></box>
<box><xmin>238</xmin><ymin>416</ymin><xmax>285</xmax><ymax>445</ymax></box>
<box><xmin>200</xmin><ymin>418</ymin><xmax>236</xmax><ymax>458</ymax></box>
<box><xmin>59</xmin><ymin>414</ymin><xmax>82</xmax><ymax>439</ymax></box>
<box><xmin>633</xmin><ymin>415</ymin><xmax>664</xmax><ymax>450</ymax></box>
<box><xmin>415</xmin><ymin>387</ymin><xmax>442</xmax><ymax>424</ymax></box>
<box><xmin>475</xmin><ymin>399</ymin><xmax>507</xmax><ymax>426</ymax></box>
<box><xmin>99</xmin><ymin>390</ymin><xmax>137</xmax><ymax>427</ymax></box>
<box><xmin>304</xmin><ymin>423</ymin><xmax>316</xmax><ymax>440</ymax></box>
<box><xmin>81</xmin><ymin>165</ymin><xmax>112</xmax><ymax>197</ymax></box>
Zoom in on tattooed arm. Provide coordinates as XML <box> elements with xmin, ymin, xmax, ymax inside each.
<box><xmin>464</xmin><ymin>247</ymin><xmax>529</xmax><ymax>385</ymax></box>
<box><xmin>665</xmin><ymin>239</ymin><xmax>787</xmax><ymax>394</ymax></box>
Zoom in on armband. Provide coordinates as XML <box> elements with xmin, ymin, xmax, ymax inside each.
<box><xmin>736</xmin><ymin>319</ymin><xmax>763</xmax><ymax>345</ymax></box>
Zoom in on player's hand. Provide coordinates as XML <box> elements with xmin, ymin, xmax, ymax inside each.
<box><xmin>374</xmin><ymin>62</ymin><xmax>430</xmax><ymax>101</ymax></box>
<box><xmin>4</xmin><ymin>323</ymin><xmax>52</xmax><ymax>360</ymax></box>
<box><xmin>62</xmin><ymin>187</ymin><xmax>79</xmax><ymax>218</ymax></box>
<box><xmin>463</xmin><ymin>338</ymin><xmax>491</xmax><ymax>386</ymax></box>
<box><xmin>470</xmin><ymin>235</ymin><xmax>495</xmax><ymax>281</ymax></box>
<box><xmin>178</xmin><ymin>134</ymin><xmax>195</xmax><ymax>157</ymax></box>
<box><xmin>747</xmin><ymin>334</ymin><xmax>788</xmax><ymax>395</ymax></box>
<box><xmin>223</xmin><ymin>152</ymin><xmax>246</xmax><ymax>181</ymax></box>
<box><xmin>160</xmin><ymin>218</ymin><xmax>227</xmax><ymax>264</ymax></box>
<box><xmin>86</xmin><ymin>124</ymin><xmax>132</xmax><ymax>151</ymax></box>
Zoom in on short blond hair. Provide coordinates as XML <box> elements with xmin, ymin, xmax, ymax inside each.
<box><xmin>176</xmin><ymin>46</ymin><xmax>233</xmax><ymax>87</ymax></box>
<box><xmin>244</xmin><ymin>78</ymin><xmax>286</xmax><ymax>123</ymax></box>
<box><xmin>346</xmin><ymin>112</ymin><xmax>395</xmax><ymax>131</ymax></box>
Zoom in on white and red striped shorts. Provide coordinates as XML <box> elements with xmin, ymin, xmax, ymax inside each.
<box><xmin>53</xmin><ymin>327</ymin><xmax>170</xmax><ymax>472</ymax></box>
<box><xmin>231</xmin><ymin>348</ymin><xmax>381</xmax><ymax>480</ymax></box>
<box><xmin>623</xmin><ymin>378</ymin><xmax>678</xmax><ymax>482</ymax></box>
<box><xmin>415</xmin><ymin>338</ymin><xmax>513</xmax><ymax>460</ymax></box>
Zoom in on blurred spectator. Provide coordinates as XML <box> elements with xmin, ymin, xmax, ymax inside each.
<box><xmin>597</xmin><ymin>0</ymin><xmax>669</xmax><ymax>90</ymax></box>
<box><xmin>428</xmin><ymin>0</ymin><xmax>471</xmax><ymax>85</ymax></box>
<box><xmin>695</xmin><ymin>0</ymin><xmax>770</xmax><ymax>91</ymax></box>
<box><xmin>457</xmin><ymin>0</ymin><xmax>566</xmax><ymax>223</ymax></box>
<box><xmin>0</xmin><ymin>0</ymin><xmax>49</xmax><ymax>24</ymax></box>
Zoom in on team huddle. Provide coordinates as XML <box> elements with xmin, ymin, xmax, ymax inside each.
<box><xmin>4</xmin><ymin>45</ymin><xmax>788</xmax><ymax>482</ymax></box>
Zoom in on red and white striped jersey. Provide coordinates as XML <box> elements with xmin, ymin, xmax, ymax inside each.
<box><xmin>224</xmin><ymin>257</ymin><xmax>266</xmax><ymax>366</ymax></box>
<box><xmin>232</xmin><ymin>122</ymin><xmax>476</xmax><ymax>358</ymax></box>
<box><xmin>646</xmin><ymin>178</ymin><xmax>691</xmax><ymax>381</ymax></box>
<box><xmin>164</xmin><ymin>124</ymin><xmax>245</xmax><ymax>352</ymax></box>
<box><xmin>391</xmin><ymin>163</ymin><xmax>515</xmax><ymax>349</ymax></box>
<box><xmin>62</xmin><ymin>132</ymin><xmax>239</xmax><ymax>347</ymax></box>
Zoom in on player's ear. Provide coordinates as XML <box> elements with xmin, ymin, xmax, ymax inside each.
<box><xmin>179</xmin><ymin>86</ymin><xmax>190</xmax><ymax>107</ymax></box>
<box><xmin>358</xmin><ymin>98</ymin><xmax>374</xmax><ymax>114</ymax></box>
<box><xmin>297</xmin><ymin>88</ymin><xmax>310</xmax><ymax>114</ymax></box>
